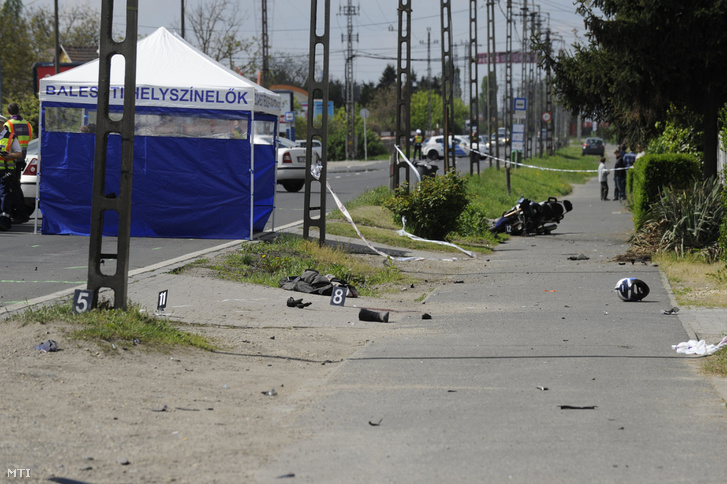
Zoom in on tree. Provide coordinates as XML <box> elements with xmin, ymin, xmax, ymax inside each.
<box><xmin>0</xmin><ymin>0</ymin><xmax>32</xmax><ymax>100</ymax></box>
<box><xmin>367</xmin><ymin>85</ymin><xmax>397</xmax><ymax>134</ymax></box>
<box><xmin>377</xmin><ymin>64</ymin><xmax>396</xmax><ymax>91</ymax></box>
<box><xmin>186</xmin><ymin>0</ymin><xmax>255</xmax><ymax>70</ymax></box>
<box><xmin>411</xmin><ymin>89</ymin><xmax>442</xmax><ymax>134</ymax></box>
<box><xmin>267</xmin><ymin>52</ymin><xmax>309</xmax><ymax>88</ymax></box>
<box><xmin>541</xmin><ymin>0</ymin><xmax>727</xmax><ymax>178</ymax></box>
<box><xmin>358</xmin><ymin>81</ymin><xmax>376</xmax><ymax>107</ymax></box>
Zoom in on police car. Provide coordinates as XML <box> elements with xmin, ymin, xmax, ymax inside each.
<box><xmin>421</xmin><ymin>135</ymin><xmax>470</xmax><ymax>161</ymax></box>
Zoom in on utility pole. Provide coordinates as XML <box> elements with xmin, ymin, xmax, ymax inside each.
<box><xmin>54</xmin><ymin>0</ymin><xmax>60</xmax><ymax>73</ymax></box>
<box><xmin>261</xmin><ymin>0</ymin><xmax>270</xmax><ymax>88</ymax></box>
<box><xmin>486</xmin><ymin>0</ymin><xmax>498</xmax><ymax>168</ymax></box>
<box><xmin>545</xmin><ymin>25</ymin><xmax>554</xmax><ymax>156</ymax></box>
<box><xmin>468</xmin><ymin>0</ymin><xmax>480</xmax><ymax>175</ymax></box>
<box><xmin>340</xmin><ymin>1</ymin><xmax>359</xmax><ymax>160</ymax></box>
<box><xmin>426</xmin><ymin>28</ymin><xmax>433</xmax><ymax>136</ymax></box>
<box><xmin>505</xmin><ymin>0</ymin><xmax>513</xmax><ymax>163</ymax></box>
<box><xmin>420</xmin><ymin>28</ymin><xmax>437</xmax><ymax>137</ymax></box>
<box><xmin>180</xmin><ymin>0</ymin><xmax>185</xmax><ymax>39</ymax></box>
<box><xmin>303</xmin><ymin>0</ymin><xmax>331</xmax><ymax>245</ymax></box>
<box><xmin>519</xmin><ymin>2</ymin><xmax>528</xmax><ymax>159</ymax></box>
<box><xmin>87</xmin><ymin>0</ymin><xmax>138</xmax><ymax>310</ymax></box>
<box><xmin>394</xmin><ymin>0</ymin><xmax>411</xmax><ymax>189</ymax></box>
<box><xmin>527</xmin><ymin>4</ymin><xmax>538</xmax><ymax>158</ymax></box>
<box><xmin>440</xmin><ymin>0</ymin><xmax>455</xmax><ymax>172</ymax></box>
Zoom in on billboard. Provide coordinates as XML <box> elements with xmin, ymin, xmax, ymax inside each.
<box><xmin>32</xmin><ymin>62</ymin><xmax>85</xmax><ymax>96</ymax></box>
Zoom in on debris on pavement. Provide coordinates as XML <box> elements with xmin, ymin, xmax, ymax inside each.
<box><xmin>661</xmin><ymin>307</ymin><xmax>680</xmax><ymax>315</ymax></box>
<box><xmin>34</xmin><ymin>340</ymin><xmax>59</xmax><ymax>352</ymax></box>
<box><xmin>262</xmin><ymin>388</ymin><xmax>278</xmax><ymax>396</ymax></box>
<box><xmin>568</xmin><ymin>254</ymin><xmax>589</xmax><ymax>261</ymax></box>
<box><xmin>358</xmin><ymin>308</ymin><xmax>390</xmax><ymax>323</ymax></box>
<box><xmin>558</xmin><ymin>405</ymin><xmax>597</xmax><ymax>410</ymax></box>
<box><xmin>276</xmin><ymin>473</ymin><xmax>296</xmax><ymax>479</ymax></box>
<box><xmin>279</xmin><ymin>268</ymin><xmax>358</xmax><ymax>297</ymax></box>
<box><xmin>536</xmin><ymin>386</ymin><xmax>549</xmax><ymax>391</ymax></box>
<box><xmin>422</xmin><ymin>313</ymin><xmax>432</xmax><ymax>320</ymax></box>
<box><xmin>286</xmin><ymin>296</ymin><xmax>312</xmax><ymax>309</ymax></box>
<box><xmin>672</xmin><ymin>337</ymin><xmax>727</xmax><ymax>356</ymax></box>
<box><xmin>368</xmin><ymin>418</ymin><xmax>383</xmax><ymax>426</ymax></box>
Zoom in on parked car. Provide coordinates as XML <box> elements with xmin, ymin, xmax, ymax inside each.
<box><xmin>489</xmin><ymin>128</ymin><xmax>510</xmax><ymax>146</ymax></box>
<box><xmin>421</xmin><ymin>135</ymin><xmax>470</xmax><ymax>161</ymax></box>
<box><xmin>582</xmin><ymin>137</ymin><xmax>605</xmax><ymax>156</ymax></box>
<box><xmin>20</xmin><ymin>138</ymin><xmax>40</xmax><ymax>213</ymax></box>
<box><xmin>259</xmin><ymin>135</ymin><xmax>319</xmax><ymax>193</ymax></box>
<box><xmin>295</xmin><ymin>139</ymin><xmax>323</xmax><ymax>161</ymax></box>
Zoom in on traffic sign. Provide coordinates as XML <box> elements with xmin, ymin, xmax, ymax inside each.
<box><xmin>514</xmin><ymin>97</ymin><xmax>527</xmax><ymax>119</ymax></box>
<box><xmin>542</xmin><ymin>111</ymin><xmax>552</xmax><ymax>123</ymax></box>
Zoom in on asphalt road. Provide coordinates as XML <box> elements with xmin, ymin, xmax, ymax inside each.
<box><xmin>0</xmin><ymin>159</ymin><xmax>391</xmax><ymax>308</ymax></box>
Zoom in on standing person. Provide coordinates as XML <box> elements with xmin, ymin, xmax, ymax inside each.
<box><xmin>598</xmin><ymin>156</ymin><xmax>610</xmax><ymax>201</ymax></box>
<box><xmin>623</xmin><ymin>145</ymin><xmax>637</xmax><ymax>169</ymax></box>
<box><xmin>412</xmin><ymin>129</ymin><xmax>423</xmax><ymax>160</ymax></box>
<box><xmin>0</xmin><ymin>118</ymin><xmax>25</xmax><ymax>231</ymax></box>
<box><xmin>635</xmin><ymin>143</ymin><xmax>646</xmax><ymax>161</ymax></box>
<box><xmin>4</xmin><ymin>103</ymin><xmax>33</xmax><ymax>224</ymax></box>
<box><xmin>622</xmin><ymin>145</ymin><xmax>638</xmax><ymax>196</ymax></box>
<box><xmin>613</xmin><ymin>149</ymin><xmax>626</xmax><ymax>201</ymax></box>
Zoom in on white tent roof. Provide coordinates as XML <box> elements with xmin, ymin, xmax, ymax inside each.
<box><xmin>39</xmin><ymin>27</ymin><xmax>280</xmax><ymax>116</ymax></box>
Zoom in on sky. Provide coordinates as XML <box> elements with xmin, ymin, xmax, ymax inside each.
<box><xmin>25</xmin><ymin>0</ymin><xmax>588</xmax><ymax>87</ymax></box>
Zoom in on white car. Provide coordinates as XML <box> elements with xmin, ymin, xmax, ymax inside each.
<box><xmin>258</xmin><ymin>135</ymin><xmax>318</xmax><ymax>193</ymax></box>
<box><xmin>295</xmin><ymin>139</ymin><xmax>323</xmax><ymax>161</ymax></box>
<box><xmin>421</xmin><ymin>135</ymin><xmax>470</xmax><ymax>161</ymax></box>
<box><xmin>20</xmin><ymin>138</ymin><xmax>40</xmax><ymax>214</ymax></box>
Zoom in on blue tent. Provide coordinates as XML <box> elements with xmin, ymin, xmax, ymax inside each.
<box><xmin>37</xmin><ymin>27</ymin><xmax>281</xmax><ymax>239</ymax></box>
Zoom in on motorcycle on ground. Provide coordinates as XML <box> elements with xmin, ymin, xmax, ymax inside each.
<box><xmin>490</xmin><ymin>196</ymin><xmax>573</xmax><ymax>236</ymax></box>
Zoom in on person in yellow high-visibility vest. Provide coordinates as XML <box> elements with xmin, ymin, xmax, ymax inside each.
<box><xmin>0</xmin><ymin>117</ymin><xmax>25</xmax><ymax>231</ymax></box>
<box><xmin>3</xmin><ymin>103</ymin><xmax>34</xmax><ymax>224</ymax></box>
<box><xmin>412</xmin><ymin>129</ymin><xmax>423</xmax><ymax>160</ymax></box>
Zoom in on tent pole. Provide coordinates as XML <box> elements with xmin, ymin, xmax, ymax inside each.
<box><xmin>250</xmin><ymin>95</ymin><xmax>255</xmax><ymax>241</ymax></box>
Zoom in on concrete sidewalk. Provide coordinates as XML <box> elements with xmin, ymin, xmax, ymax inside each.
<box><xmin>250</xmin><ymin>176</ymin><xmax>727</xmax><ymax>483</ymax></box>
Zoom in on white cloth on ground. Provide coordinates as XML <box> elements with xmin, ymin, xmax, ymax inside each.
<box><xmin>672</xmin><ymin>336</ymin><xmax>727</xmax><ymax>355</ymax></box>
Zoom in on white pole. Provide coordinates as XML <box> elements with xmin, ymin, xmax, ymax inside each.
<box><xmin>363</xmin><ymin>116</ymin><xmax>368</xmax><ymax>161</ymax></box>
<box><xmin>249</xmin><ymin>92</ymin><xmax>255</xmax><ymax>241</ymax></box>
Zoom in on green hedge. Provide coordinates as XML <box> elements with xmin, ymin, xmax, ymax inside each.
<box><xmin>721</xmin><ymin>165</ymin><xmax>727</xmax><ymax>260</ymax></box>
<box><xmin>629</xmin><ymin>153</ymin><xmax>702</xmax><ymax>230</ymax></box>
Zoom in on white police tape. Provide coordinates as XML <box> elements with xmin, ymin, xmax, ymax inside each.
<box><xmin>397</xmin><ymin>218</ymin><xmax>476</xmax><ymax>258</ymax></box>
<box><xmin>394</xmin><ymin>145</ymin><xmax>422</xmax><ymax>183</ymax></box>
<box><xmin>474</xmin><ymin>151</ymin><xmax>631</xmax><ymax>173</ymax></box>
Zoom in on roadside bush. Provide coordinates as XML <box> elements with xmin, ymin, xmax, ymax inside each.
<box><xmin>384</xmin><ymin>170</ymin><xmax>469</xmax><ymax>240</ymax></box>
<box><xmin>629</xmin><ymin>153</ymin><xmax>702</xmax><ymax>229</ymax></box>
<box><xmin>633</xmin><ymin>177</ymin><xmax>724</xmax><ymax>260</ymax></box>
<box><xmin>454</xmin><ymin>203</ymin><xmax>492</xmax><ymax>237</ymax></box>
